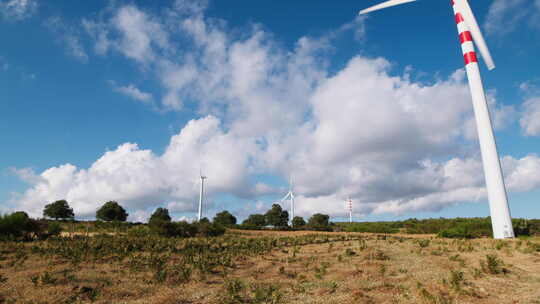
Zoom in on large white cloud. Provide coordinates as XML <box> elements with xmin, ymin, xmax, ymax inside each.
<box><xmin>11</xmin><ymin>0</ymin><xmax>540</xmax><ymax>221</ymax></box>
<box><xmin>13</xmin><ymin>116</ymin><xmax>263</xmax><ymax>219</ymax></box>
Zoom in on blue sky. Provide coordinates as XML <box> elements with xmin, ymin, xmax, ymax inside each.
<box><xmin>1</xmin><ymin>0</ymin><xmax>539</xmax><ymax>223</ymax></box>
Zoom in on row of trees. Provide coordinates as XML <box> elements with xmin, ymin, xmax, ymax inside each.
<box><xmin>147</xmin><ymin>207</ymin><xmax>225</xmax><ymax>237</ymax></box>
<box><xmin>41</xmin><ymin>200</ymin><xmax>331</xmax><ymax>230</ymax></box>
<box><xmin>43</xmin><ymin>200</ymin><xmax>128</xmax><ymax>222</ymax></box>
<box><xmin>241</xmin><ymin>204</ymin><xmax>331</xmax><ymax>230</ymax></box>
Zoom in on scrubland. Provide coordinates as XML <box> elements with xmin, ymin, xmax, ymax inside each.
<box><xmin>1</xmin><ymin>229</ymin><xmax>539</xmax><ymax>304</ymax></box>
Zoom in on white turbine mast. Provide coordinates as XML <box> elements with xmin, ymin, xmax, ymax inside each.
<box><xmin>359</xmin><ymin>0</ymin><xmax>514</xmax><ymax>239</ymax></box>
<box><xmin>346</xmin><ymin>197</ymin><xmax>353</xmax><ymax>223</ymax></box>
<box><xmin>278</xmin><ymin>176</ymin><xmax>295</xmax><ymax>223</ymax></box>
<box><xmin>198</xmin><ymin>169</ymin><xmax>207</xmax><ymax>221</ymax></box>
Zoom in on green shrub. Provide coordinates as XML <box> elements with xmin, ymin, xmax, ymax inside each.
<box><xmin>46</xmin><ymin>222</ymin><xmax>63</xmax><ymax>237</ymax></box>
<box><xmin>292</xmin><ymin>216</ymin><xmax>306</xmax><ymax>229</ymax></box>
<box><xmin>307</xmin><ymin>214</ymin><xmax>331</xmax><ymax>231</ymax></box>
<box><xmin>213</xmin><ymin>210</ymin><xmax>237</xmax><ymax>227</ymax></box>
<box><xmin>166</xmin><ymin>221</ymin><xmax>198</xmax><ymax>238</ymax></box>
<box><xmin>480</xmin><ymin>254</ymin><xmax>508</xmax><ymax>275</ymax></box>
<box><xmin>438</xmin><ymin>226</ymin><xmax>474</xmax><ymax>239</ymax></box>
<box><xmin>127</xmin><ymin>225</ymin><xmax>152</xmax><ymax>237</ymax></box>
<box><xmin>345</xmin><ymin>222</ymin><xmax>398</xmax><ymax>234</ymax></box>
<box><xmin>242</xmin><ymin>214</ymin><xmax>266</xmax><ymax>228</ymax></box>
<box><xmin>194</xmin><ymin>221</ymin><xmax>226</xmax><ymax>237</ymax></box>
<box><xmin>0</xmin><ymin>212</ymin><xmax>41</xmax><ymax>241</ymax></box>
<box><xmin>251</xmin><ymin>283</ymin><xmax>283</xmax><ymax>304</ymax></box>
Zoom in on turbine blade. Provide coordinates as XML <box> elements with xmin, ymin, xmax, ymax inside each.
<box><xmin>359</xmin><ymin>0</ymin><xmax>417</xmax><ymax>15</ymax></box>
<box><xmin>280</xmin><ymin>192</ymin><xmax>291</xmax><ymax>202</ymax></box>
<box><xmin>455</xmin><ymin>0</ymin><xmax>496</xmax><ymax>70</ymax></box>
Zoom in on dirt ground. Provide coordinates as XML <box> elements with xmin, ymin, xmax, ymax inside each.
<box><xmin>1</xmin><ymin>231</ymin><xmax>539</xmax><ymax>304</ymax></box>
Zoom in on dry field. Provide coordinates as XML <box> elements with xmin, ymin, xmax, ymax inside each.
<box><xmin>1</xmin><ymin>230</ymin><xmax>539</xmax><ymax>304</ymax></box>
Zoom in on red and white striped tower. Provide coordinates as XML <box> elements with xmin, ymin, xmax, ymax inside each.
<box><xmin>451</xmin><ymin>0</ymin><xmax>514</xmax><ymax>239</ymax></box>
<box><xmin>347</xmin><ymin>198</ymin><xmax>353</xmax><ymax>223</ymax></box>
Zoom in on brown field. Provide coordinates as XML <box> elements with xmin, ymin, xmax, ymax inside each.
<box><xmin>1</xmin><ymin>230</ymin><xmax>539</xmax><ymax>304</ymax></box>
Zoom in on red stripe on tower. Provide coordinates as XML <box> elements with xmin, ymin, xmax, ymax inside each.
<box><xmin>459</xmin><ymin>31</ymin><xmax>473</xmax><ymax>44</ymax></box>
<box><xmin>464</xmin><ymin>52</ymin><xmax>478</xmax><ymax>65</ymax></box>
<box><xmin>455</xmin><ymin>13</ymin><xmax>464</xmax><ymax>24</ymax></box>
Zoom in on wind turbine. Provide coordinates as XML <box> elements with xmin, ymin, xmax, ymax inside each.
<box><xmin>359</xmin><ymin>0</ymin><xmax>514</xmax><ymax>239</ymax></box>
<box><xmin>278</xmin><ymin>177</ymin><xmax>295</xmax><ymax>223</ymax></box>
<box><xmin>346</xmin><ymin>197</ymin><xmax>353</xmax><ymax>223</ymax></box>
<box><xmin>197</xmin><ymin>169</ymin><xmax>207</xmax><ymax>221</ymax></box>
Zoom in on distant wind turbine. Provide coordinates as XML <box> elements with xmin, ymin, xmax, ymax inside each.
<box><xmin>359</xmin><ymin>0</ymin><xmax>514</xmax><ymax>239</ymax></box>
<box><xmin>278</xmin><ymin>177</ymin><xmax>295</xmax><ymax>223</ymax></box>
<box><xmin>198</xmin><ymin>169</ymin><xmax>207</xmax><ymax>221</ymax></box>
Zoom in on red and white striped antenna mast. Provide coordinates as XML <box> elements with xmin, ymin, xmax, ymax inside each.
<box><xmin>347</xmin><ymin>197</ymin><xmax>353</xmax><ymax>223</ymax></box>
<box><xmin>359</xmin><ymin>0</ymin><xmax>514</xmax><ymax>239</ymax></box>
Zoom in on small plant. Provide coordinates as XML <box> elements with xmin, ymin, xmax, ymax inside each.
<box><xmin>378</xmin><ymin>264</ymin><xmax>387</xmax><ymax>277</ymax></box>
<box><xmin>30</xmin><ymin>275</ymin><xmax>39</xmax><ymax>286</ymax></box>
<box><xmin>417</xmin><ymin>239</ymin><xmax>430</xmax><ymax>248</ymax></box>
<box><xmin>472</xmin><ymin>267</ymin><xmax>483</xmax><ymax>279</ymax></box>
<box><xmin>481</xmin><ymin>254</ymin><xmax>508</xmax><ymax>275</ymax></box>
<box><xmin>251</xmin><ymin>283</ymin><xmax>283</xmax><ymax>304</ymax></box>
<box><xmin>40</xmin><ymin>271</ymin><xmax>58</xmax><ymax>285</ymax></box>
<box><xmin>0</xmin><ymin>274</ymin><xmax>7</xmax><ymax>284</ymax></box>
<box><xmin>494</xmin><ymin>241</ymin><xmax>507</xmax><ymax>250</ymax></box>
<box><xmin>323</xmin><ymin>281</ymin><xmax>338</xmax><ymax>293</ymax></box>
<box><xmin>449</xmin><ymin>254</ymin><xmax>466</xmax><ymax>267</ymax></box>
<box><xmin>77</xmin><ymin>286</ymin><xmax>100</xmax><ymax>302</ymax></box>
<box><xmin>449</xmin><ymin>270</ymin><xmax>465</xmax><ymax>291</ymax></box>
<box><xmin>314</xmin><ymin>263</ymin><xmax>328</xmax><ymax>280</ymax></box>
<box><xmin>222</xmin><ymin>278</ymin><xmax>245</xmax><ymax>304</ymax></box>
<box><xmin>417</xmin><ymin>282</ymin><xmax>436</xmax><ymax>303</ymax></box>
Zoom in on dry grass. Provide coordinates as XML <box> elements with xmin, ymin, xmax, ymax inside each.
<box><xmin>1</xmin><ymin>231</ymin><xmax>539</xmax><ymax>304</ymax></box>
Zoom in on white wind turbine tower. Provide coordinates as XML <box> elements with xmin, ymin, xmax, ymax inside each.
<box><xmin>359</xmin><ymin>0</ymin><xmax>514</xmax><ymax>239</ymax></box>
<box><xmin>197</xmin><ymin>169</ymin><xmax>207</xmax><ymax>221</ymax></box>
<box><xmin>346</xmin><ymin>198</ymin><xmax>353</xmax><ymax>223</ymax></box>
<box><xmin>278</xmin><ymin>177</ymin><xmax>295</xmax><ymax>223</ymax></box>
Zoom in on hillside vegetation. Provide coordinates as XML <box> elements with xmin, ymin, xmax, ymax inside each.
<box><xmin>0</xmin><ymin>230</ymin><xmax>539</xmax><ymax>303</ymax></box>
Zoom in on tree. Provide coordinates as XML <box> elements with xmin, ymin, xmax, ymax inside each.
<box><xmin>43</xmin><ymin>200</ymin><xmax>74</xmax><ymax>220</ymax></box>
<box><xmin>149</xmin><ymin>208</ymin><xmax>171</xmax><ymax>224</ymax></box>
<box><xmin>148</xmin><ymin>208</ymin><xmax>172</xmax><ymax>235</ymax></box>
<box><xmin>96</xmin><ymin>201</ymin><xmax>128</xmax><ymax>222</ymax></box>
<box><xmin>213</xmin><ymin>210</ymin><xmax>237</xmax><ymax>226</ymax></box>
<box><xmin>264</xmin><ymin>204</ymin><xmax>289</xmax><ymax>227</ymax></box>
<box><xmin>292</xmin><ymin>216</ymin><xmax>306</xmax><ymax>228</ymax></box>
<box><xmin>242</xmin><ymin>214</ymin><xmax>266</xmax><ymax>227</ymax></box>
<box><xmin>307</xmin><ymin>213</ymin><xmax>330</xmax><ymax>231</ymax></box>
